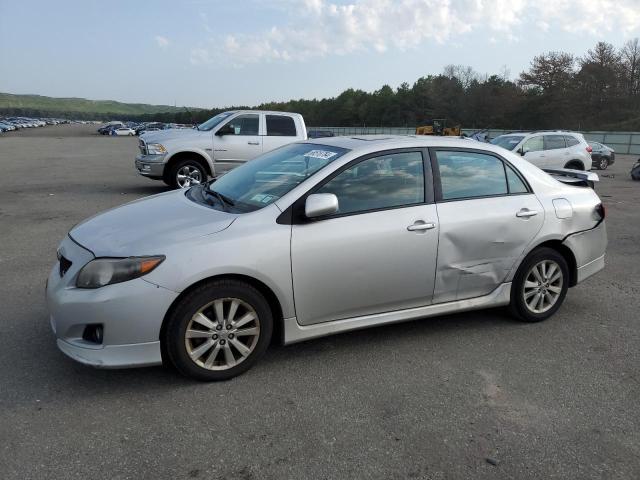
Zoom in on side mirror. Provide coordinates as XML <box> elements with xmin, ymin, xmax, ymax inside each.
<box><xmin>518</xmin><ymin>147</ymin><xmax>526</xmax><ymax>156</ymax></box>
<box><xmin>215</xmin><ymin>125</ymin><xmax>234</xmax><ymax>136</ymax></box>
<box><xmin>305</xmin><ymin>193</ymin><xmax>338</xmax><ymax>218</ymax></box>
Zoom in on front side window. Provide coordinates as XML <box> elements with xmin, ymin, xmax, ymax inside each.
<box><xmin>522</xmin><ymin>136</ymin><xmax>543</xmax><ymax>153</ymax></box>
<box><xmin>222</xmin><ymin>114</ymin><xmax>259</xmax><ymax>135</ymax></box>
<box><xmin>544</xmin><ymin>135</ymin><xmax>566</xmax><ymax>150</ymax></box>
<box><xmin>189</xmin><ymin>143</ymin><xmax>349</xmax><ymax>213</ymax></box>
<box><xmin>266</xmin><ymin>115</ymin><xmax>297</xmax><ymax>136</ymax></box>
<box><xmin>316</xmin><ymin>151</ymin><xmax>425</xmax><ymax>215</ymax></box>
<box><xmin>436</xmin><ymin>151</ymin><xmax>508</xmax><ymax>200</ymax></box>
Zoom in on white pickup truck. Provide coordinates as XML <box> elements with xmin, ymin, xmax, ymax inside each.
<box><xmin>135</xmin><ymin>110</ymin><xmax>307</xmax><ymax>188</ymax></box>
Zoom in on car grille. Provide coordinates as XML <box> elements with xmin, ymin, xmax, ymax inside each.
<box><xmin>139</xmin><ymin>139</ymin><xmax>147</xmax><ymax>155</ymax></box>
<box><xmin>59</xmin><ymin>255</ymin><xmax>72</xmax><ymax>277</ymax></box>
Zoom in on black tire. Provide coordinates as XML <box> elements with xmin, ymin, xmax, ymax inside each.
<box><xmin>509</xmin><ymin>247</ymin><xmax>569</xmax><ymax>323</ymax></box>
<box><xmin>564</xmin><ymin>160</ymin><xmax>584</xmax><ymax>170</ymax></box>
<box><xmin>163</xmin><ymin>279</ymin><xmax>273</xmax><ymax>381</ymax></box>
<box><xmin>165</xmin><ymin>158</ymin><xmax>207</xmax><ymax>189</ymax></box>
<box><xmin>598</xmin><ymin>157</ymin><xmax>608</xmax><ymax>170</ymax></box>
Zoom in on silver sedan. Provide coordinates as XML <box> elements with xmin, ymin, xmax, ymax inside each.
<box><xmin>46</xmin><ymin>136</ymin><xmax>607</xmax><ymax>380</ymax></box>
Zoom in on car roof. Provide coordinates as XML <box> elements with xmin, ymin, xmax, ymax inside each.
<box><xmin>299</xmin><ymin>134</ymin><xmax>496</xmax><ymax>152</ymax></box>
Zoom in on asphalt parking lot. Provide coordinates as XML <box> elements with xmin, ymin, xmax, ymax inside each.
<box><xmin>0</xmin><ymin>124</ymin><xmax>639</xmax><ymax>480</ymax></box>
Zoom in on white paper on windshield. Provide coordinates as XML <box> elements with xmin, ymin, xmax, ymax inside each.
<box><xmin>303</xmin><ymin>150</ymin><xmax>338</xmax><ymax>160</ymax></box>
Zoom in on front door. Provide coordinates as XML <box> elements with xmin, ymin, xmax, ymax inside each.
<box><xmin>522</xmin><ymin>135</ymin><xmax>546</xmax><ymax>167</ymax></box>
<box><xmin>431</xmin><ymin>149</ymin><xmax>544</xmax><ymax>303</ymax></box>
<box><xmin>213</xmin><ymin>113</ymin><xmax>262</xmax><ymax>174</ymax></box>
<box><xmin>291</xmin><ymin>150</ymin><xmax>439</xmax><ymax>326</ymax></box>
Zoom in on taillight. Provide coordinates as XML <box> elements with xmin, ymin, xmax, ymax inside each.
<box><xmin>586</xmin><ymin>145</ymin><xmax>593</xmax><ymax>153</ymax></box>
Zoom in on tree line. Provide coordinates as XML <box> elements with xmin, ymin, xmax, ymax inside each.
<box><xmin>151</xmin><ymin>39</ymin><xmax>640</xmax><ymax>131</ymax></box>
<box><xmin>5</xmin><ymin>40</ymin><xmax>639</xmax><ymax>131</ymax></box>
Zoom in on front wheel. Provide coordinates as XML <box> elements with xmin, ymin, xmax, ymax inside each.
<box><xmin>164</xmin><ymin>280</ymin><xmax>273</xmax><ymax>381</ymax></box>
<box><xmin>509</xmin><ymin>247</ymin><xmax>569</xmax><ymax>322</ymax></box>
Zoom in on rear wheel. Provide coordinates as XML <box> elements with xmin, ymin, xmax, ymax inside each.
<box><xmin>164</xmin><ymin>280</ymin><xmax>273</xmax><ymax>381</ymax></box>
<box><xmin>564</xmin><ymin>160</ymin><xmax>584</xmax><ymax>170</ymax></box>
<box><xmin>166</xmin><ymin>158</ymin><xmax>207</xmax><ymax>189</ymax></box>
<box><xmin>509</xmin><ymin>247</ymin><xmax>569</xmax><ymax>322</ymax></box>
<box><xmin>598</xmin><ymin>157</ymin><xmax>608</xmax><ymax>170</ymax></box>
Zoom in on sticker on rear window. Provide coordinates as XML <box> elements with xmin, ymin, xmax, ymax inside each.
<box><xmin>303</xmin><ymin>150</ymin><xmax>338</xmax><ymax>160</ymax></box>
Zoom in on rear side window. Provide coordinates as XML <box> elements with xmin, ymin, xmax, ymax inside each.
<box><xmin>436</xmin><ymin>151</ymin><xmax>508</xmax><ymax>200</ymax></box>
<box><xmin>565</xmin><ymin>136</ymin><xmax>580</xmax><ymax>147</ymax></box>
<box><xmin>544</xmin><ymin>135</ymin><xmax>566</xmax><ymax>150</ymax></box>
<box><xmin>266</xmin><ymin>115</ymin><xmax>297</xmax><ymax>136</ymax></box>
<box><xmin>505</xmin><ymin>164</ymin><xmax>529</xmax><ymax>194</ymax></box>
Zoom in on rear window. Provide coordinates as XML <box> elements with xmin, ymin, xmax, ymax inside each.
<box><xmin>565</xmin><ymin>136</ymin><xmax>580</xmax><ymax>147</ymax></box>
<box><xmin>266</xmin><ymin>115</ymin><xmax>297</xmax><ymax>136</ymax></box>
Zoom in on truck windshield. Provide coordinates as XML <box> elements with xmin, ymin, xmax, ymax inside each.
<box><xmin>198</xmin><ymin>112</ymin><xmax>235</xmax><ymax>131</ymax></box>
<box><xmin>490</xmin><ymin>135</ymin><xmax>525</xmax><ymax>151</ymax></box>
<box><xmin>188</xmin><ymin>143</ymin><xmax>349</xmax><ymax>213</ymax></box>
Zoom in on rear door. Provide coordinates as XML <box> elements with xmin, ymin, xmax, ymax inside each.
<box><xmin>262</xmin><ymin>114</ymin><xmax>299</xmax><ymax>154</ymax></box>
<box><xmin>543</xmin><ymin>134</ymin><xmax>568</xmax><ymax>168</ymax></box>
<box><xmin>212</xmin><ymin>113</ymin><xmax>262</xmax><ymax>174</ymax></box>
<box><xmin>431</xmin><ymin>149</ymin><xmax>544</xmax><ymax>303</ymax></box>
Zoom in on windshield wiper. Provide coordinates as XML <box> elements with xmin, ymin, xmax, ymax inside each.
<box><xmin>206</xmin><ymin>187</ymin><xmax>235</xmax><ymax>210</ymax></box>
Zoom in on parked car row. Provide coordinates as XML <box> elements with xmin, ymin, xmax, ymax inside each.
<box><xmin>97</xmin><ymin>121</ymin><xmax>194</xmax><ymax>137</ymax></box>
<box><xmin>0</xmin><ymin>117</ymin><xmax>98</xmax><ymax>133</ymax></box>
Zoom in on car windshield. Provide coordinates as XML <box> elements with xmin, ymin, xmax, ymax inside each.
<box><xmin>189</xmin><ymin>143</ymin><xmax>349</xmax><ymax>213</ymax></box>
<box><xmin>490</xmin><ymin>135</ymin><xmax>525</xmax><ymax>151</ymax></box>
<box><xmin>198</xmin><ymin>112</ymin><xmax>235</xmax><ymax>131</ymax></box>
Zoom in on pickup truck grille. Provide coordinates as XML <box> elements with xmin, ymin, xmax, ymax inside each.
<box><xmin>138</xmin><ymin>139</ymin><xmax>147</xmax><ymax>155</ymax></box>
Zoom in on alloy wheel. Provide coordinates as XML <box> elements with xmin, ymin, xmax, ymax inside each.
<box><xmin>522</xmin><ymin>260</ymin><xmax>563</xmax><ymax>314</ymax></box>
<box><xmin>184</xmin><ymin>298</ymin><xmax>260</xmax><ymax>371</ymax></box>
<box><xmin>599</xmin><ymin>158</ymin><xmax>608</xmax><ymax>170</ymax></box>
<box><xmin>176</xmin><ymin>165</ymin><xmax>203</xmax><ymax>188</ymax></box>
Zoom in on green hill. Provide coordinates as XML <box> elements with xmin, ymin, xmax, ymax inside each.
<box><xmin>0</xmin><ymin>92</ymin><xmax>200</xmax><ymax>119</ymax></box>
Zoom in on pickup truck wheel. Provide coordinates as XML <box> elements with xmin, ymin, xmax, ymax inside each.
<box><xmin>509</xmin><ymin>247</ymin><xmax>569</xmax><ymax>323</ymax></box>
<box><xmin>167</xmin><ymin>159</ymin><xmax>206</xmax><ymax>189</ymax></box>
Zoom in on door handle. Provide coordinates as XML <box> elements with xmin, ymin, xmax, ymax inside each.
<box><xmin>407</xmin><ymin>222</ymin><xmax>436</xmax><ymax>231</ymax></box>
<box><xmin>516</xmin><ymin>208</ymin><xmax>538</xmax><ymax>218</ymax></box>
<box><xmin>247</xmin><ymin>141</ymin><xmax>260</xmax><ymax>145</ymax></box>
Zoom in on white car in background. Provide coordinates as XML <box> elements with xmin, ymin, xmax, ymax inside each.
<box><xmin>112</xmin><ymin>127</ymin><xmax>135</xmax><ymax>136</ymax></box>
<box><xmin>491</xmin><ymin>131</ymin><xmax>593</xmax><ymax>171</ymax></box>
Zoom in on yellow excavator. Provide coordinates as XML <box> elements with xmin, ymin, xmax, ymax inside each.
<box><xmin>415</xmin><ymin>119</ymin><xmax>461</xmax><ymax>136</ymax></box>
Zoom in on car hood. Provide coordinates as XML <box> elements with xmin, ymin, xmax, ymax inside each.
<box><xmin>70</xmin><ymin>190</ymin><xmax>236</xmax><ymax>257</ymax></box>
<box><xmin>141</xmin><ymin>128</ymin><xmax>204</xmax><ymax>144</ymax></box>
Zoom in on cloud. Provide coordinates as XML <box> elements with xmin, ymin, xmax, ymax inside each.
<box><xmin>155</xmin><ymin>35</ymin><xmax>170</xmax><ymax>48</ymax></box>
<box><xmin>190</xmin><ymin>0</ymin><xmax>640</xmax><ymax>66</ymax></box>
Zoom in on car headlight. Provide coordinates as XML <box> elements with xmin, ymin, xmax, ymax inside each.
<box><xmin>76</xmin><ymin>256</ymin><xmax>165</xmax><ymax>289</ymax></box>
<box><xmin>147</xmin><ymin>143</ymin><xmax>167</xmax><ymax>155</ymax></box>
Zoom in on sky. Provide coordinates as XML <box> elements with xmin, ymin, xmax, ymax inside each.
<box><xmin>1</xmin><ymin>0</ymin><xmax>640</xmax><ymax>108</ymax></box>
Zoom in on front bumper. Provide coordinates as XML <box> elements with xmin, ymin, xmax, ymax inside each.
<box><xmin>135</xmin><ymin>153</ymin><xmax>167</xmax><ymax>177</ymax></box>
<box><xmin>563</xmin><ymin>220</ymin><xmax>607</xmax><ymax>284</ymax></box>
<box><xmin>46</xmin><ymin>235</ymin><xmax>179</xmax><ymax>368</ymax></box>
